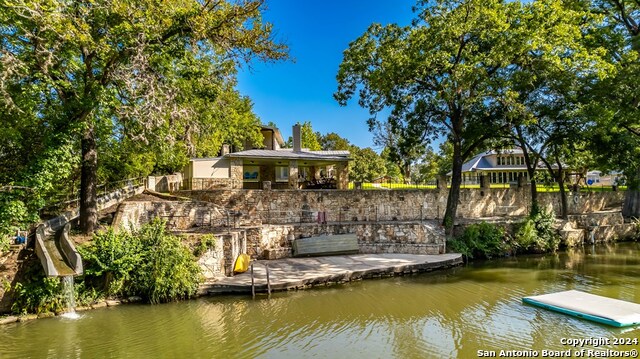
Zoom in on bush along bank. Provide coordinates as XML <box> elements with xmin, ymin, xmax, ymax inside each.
<box><xmin>3</xmin><ymin>219</ymin><xmax>204</xmax><ymax>320</ymax></box>
<box><xmin>449</xmin><ymin>209</ymin><xmax>561</xmax><ymax>261</ymax></box>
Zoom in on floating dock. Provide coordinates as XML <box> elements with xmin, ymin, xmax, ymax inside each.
<box><xmin>203</xmin><ymin>253</ymin><xmax>463</xmax><ymax>295</ymax></box>
<box><xmin>523</xmin><ymin>290</ymin><xmax>640</xmax><ymax>327</ymax></box>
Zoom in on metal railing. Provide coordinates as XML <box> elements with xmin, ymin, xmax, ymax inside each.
<box><xmin>255</xmin><ymin>207</ymin><xmax>434</xmax><ymax>225</ymax></box>
<box><xmin>39</xmin><ymin>177</ymin><xmax>145</xmax><ymax>215</ymax></box>
<box><xmin>183</xmin><ymin>178</ymin><xmax>236</xmax><ymax>191</ymax></box>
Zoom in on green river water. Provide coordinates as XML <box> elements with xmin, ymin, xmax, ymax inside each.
<box><xmin>1</xmin><ymin>242</ymin><xmax>639</xmax><ymax>358</ymax></box>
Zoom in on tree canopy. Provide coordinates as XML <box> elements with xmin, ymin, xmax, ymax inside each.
<box><xmin>336</xmin><ymin>0</ymin><xmax>529</xmax><ymax>233</ymax></box>
<box><xmin>0</xmin><ymin>0</ymin><xmax>287</xmax><ymax>233</ymax></box>
<box><xmin>336</xmin><ymin>0</ymin><xmax>621</xmax><ymax>233</ymax></box>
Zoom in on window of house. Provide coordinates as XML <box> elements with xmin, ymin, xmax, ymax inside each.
<box><xmin>299</xmin><ymin>167</ymin><xmax>311</xmax><ymax>181</ymax></box>
<box><xmin>275</xmin><ymin>166</ymin><xmax>289</xmax><ymax>182</ymax></box>
<box><xmin>243</xmin><ymin>166</ymin><xmax>260</xmax><ymax>182</ymax></box>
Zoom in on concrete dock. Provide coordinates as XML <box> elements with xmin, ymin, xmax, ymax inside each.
<box><xmin>202</xmin><ymin>253</ymin><xmax>463</xmax><ymax>295</ymax></box>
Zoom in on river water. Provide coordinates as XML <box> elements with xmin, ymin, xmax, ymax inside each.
<box><xmin>1</xmin><ymin>242</ymin><xmax>639</xmax><ymax>358</ymax></box>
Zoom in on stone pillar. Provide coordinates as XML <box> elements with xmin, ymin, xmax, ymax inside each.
<box><xmin>262</xmin><ymin>181</ymin><xmax>271</xmax><ymax>190</ymax></box>
<box><xmin>147</xmin><ymin>176</ymin><xmax>156</xmax><ymax>191</ymax></box>
<box><xmin>288</xmin><ymin>160</ymin><xmax>299</xmax><ymax>189</ymax></box>
<box><xmin>230</xmin><ymin>159</ymin><xmax>243</xmax><ymax>189</ymax></box>
<box><xmin>436</xmin><ymin>175</ymin><xmax>448</xmax><ymax>192</ymax></box>
<box><xmin>479</xmin><ymin>174</ymin><xmax>490</xmax><ymax>190</ymax></box>
<box><xmin>336</xmin><ymin>162</ymin><xmax>349</xmax><ymax>189</ymax></box>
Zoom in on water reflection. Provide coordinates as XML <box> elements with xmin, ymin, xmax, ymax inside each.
<box><xmin>1</xmin><ymin>242</ymin><xmax>639</xmax><ymax>358</ymax></box>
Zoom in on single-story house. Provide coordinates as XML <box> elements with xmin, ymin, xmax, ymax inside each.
<box><xmin>183</xmin><ymin>124</ymin><xmax>351</xmax><ymax>190</ymax></box>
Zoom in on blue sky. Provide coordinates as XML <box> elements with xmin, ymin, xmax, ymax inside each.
<box><xmin>236</xmin><ymin>0</ymin><xmax>416</xmax><ymax>149</ymax></box>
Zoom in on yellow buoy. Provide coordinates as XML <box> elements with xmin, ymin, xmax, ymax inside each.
<box><xmin>233</xmin><ymin>253</ymin><xmax>250</xmax><ymax>273</ymax></box>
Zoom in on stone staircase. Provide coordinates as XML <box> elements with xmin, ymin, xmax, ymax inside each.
<box><xmin>558</xmin><ymin>210</ymin><xmax>637</xmax><ymax>246</ymax></box>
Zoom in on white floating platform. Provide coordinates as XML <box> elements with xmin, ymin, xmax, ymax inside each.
<box><xmin>523</xmin><ymin>290</ymin><xmax>640</xmax><ymax>327</ymax></box>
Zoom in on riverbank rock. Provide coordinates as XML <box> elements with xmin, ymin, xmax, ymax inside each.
<box><xmin>0</xmin><ymin>316</ymin><xmax>18</xmax><ymax>325</ymax></box>
<box><xmin>128</xmin><ymin>296</ymin><xmax>143</xmax><ymax>303</ymax></box>
<box><xmin>18</xmin><ymin>314</ymin><xmax>37</xmax><ymax>322</ymax></box>
<box><xmin>37</xmin><ymin>312</ymin><xmax>55</xmax><ymax>319</ymax></box>
<box><xmin>91</xmin><ymin>302</ymin><xmax>108</xmax><ymax>309</ymax></box>
<box><xmin>75</xmin><ymin>306</ymin><xmax>91</xmax><ymax>312</ymax></box>
<box><xmin>106</xmin><ymin>300</ymin><xmax>121</xmax><ymax>307</ymax></box>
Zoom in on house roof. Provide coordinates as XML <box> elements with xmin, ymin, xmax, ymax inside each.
<box><xmin>447</xmin><ymin>148</ymin><xmax>554</xmax><ymax>176</ymax></box>
<box><xmin>226</xmin><ymin>148</ymin><xmax>350</xmax><ymax>162</ymax></box>
<box><xmin>460</xmin><ymin>153</ymin><xmax>488</xmax><ymax>172</ymax></box>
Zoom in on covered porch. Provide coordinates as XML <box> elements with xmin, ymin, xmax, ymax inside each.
<box><xmin>232</xmin><ymin>156</ymin><xmax>349</xmax><ymax>190</ymax></box>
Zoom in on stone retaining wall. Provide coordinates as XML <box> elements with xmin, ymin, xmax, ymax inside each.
<box><xmin>256</xmin><ymin>221</ymin><xmax>445</xmax><ymax>258</ymax></box>
<box><xmin>183</xmin><ymin>230</ymin><xmax>248</xmax><ymax>278</ymax></box>
<box><xmin>179</xmin><ymin>188</ymin><xmax>624</xmax><ymax>222</ymax></box>
<box><xmin>112</xmin><ymin>201</ymin><xmax>241</xmax><ymax>230</ymax></box>
<box><xmin>114</xmin><ymin>188</ymin><xmax>627</xmax><ymax>266</ymax></box>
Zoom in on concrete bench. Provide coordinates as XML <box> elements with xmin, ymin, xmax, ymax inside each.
<box><xmin>292</xmin><ymin>234</ymin><xmax>359</xmax><ymax>257</ymax></box>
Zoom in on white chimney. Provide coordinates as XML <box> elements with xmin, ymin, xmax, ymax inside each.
<box><xmin>293</xmin><ymin>124</ymin><xmax>301</xmax><ymax>152</ymax></box>
<box><xmin>221</xmin><ymin>144</ymin><xmax>230</xmax><ymax>156</ymax></box>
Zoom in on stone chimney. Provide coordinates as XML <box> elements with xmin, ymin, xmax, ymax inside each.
<box><xmin>293</xmin><ymin>124</ymin><xmax>301</xmax><ymax>153</ymax></box>
<box><xmin>221</xmin><ymin>144</ymin><xmax>230</xmax><ymax>156</ymax></box>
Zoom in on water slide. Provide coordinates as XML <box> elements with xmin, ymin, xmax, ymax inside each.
<box><xmin>33</xmin><ymin>180</ymin><xmax>145</xmax><ymax>277</ymax></box>
<box><xmin>35</xmin><ymin>217</ymin><xmax>83</xmax><ymax>277</ymax></box>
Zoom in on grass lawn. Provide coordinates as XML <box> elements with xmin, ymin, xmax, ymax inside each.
<box><xmin>349</xmin><ymin>182</ymin><xmax>626</xmax><ymax>192</ymax></box>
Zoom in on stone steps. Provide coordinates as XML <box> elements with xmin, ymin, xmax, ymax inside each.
<box><xmin>560</xmin><ymin>211</ymin><xmax>637</xmax><ymax>246</ymax></box>
<box><xmin>566</xmin><ymin>212</ymin><xmax>624</xmax><ymax>228</ymax></box>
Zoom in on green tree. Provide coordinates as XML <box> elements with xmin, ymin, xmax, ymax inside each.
<box><xmin>500</xmin><ymin>0</ymin><xmax>613</xmax><ymax>217</ymax></box>
<box><xmin>380</xmin><ymin>147</ymin><xmax>403</xmax><ymax>181</ymax></box>
<box><xmin>585</xmin><ymin>0</ymin><xmax>640</xmax><ymax>217</ymax></box>
<box><xmin>349</xmin><ymin>147</ymin><xmax>386</xmax><ymax>182</ymax></box>
<box><xmin>336</xmin><ymin>0</ymin><xmax>525</xmax><ymax>235</ymax></box>
<box><xmin>0</xmin><ymin>0</ymin><xmax>287</xmax><ymax>233</ymax></box>
<box><xmin>373</xmin><ymin>122</ymin><xmax>426</xmax><ymax>181</ymax></box>
<box><xmin>318</xmin><ymin>132</ymin><xmax>351</xmax><ymax>151</ymax></box>
<box><xmin>410</xmin><ymin>147</ymin><xmax>441</xmax><ymax>183</ymax></box>
<box><xmin>298</xmin><ymin>121</ymin><xmax>322</xmax><ymax>151</ymax></box>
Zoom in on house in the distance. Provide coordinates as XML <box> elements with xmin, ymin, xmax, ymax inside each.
<box><xmin>452</xmin><ymin>148</ymin><xmax>537</xmax><ymax>184</ymax></box>
<box><xmin>585</xmin><ymin>170</ymin><xmax>623</xmax><ymax>186</ymax></box>
<box><xmin>183</xmin><ymin>124</ymin><xmax>351</xmax><ymax>190</ymax></box>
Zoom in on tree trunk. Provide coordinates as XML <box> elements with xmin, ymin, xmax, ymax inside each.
<box><xmin>80</xmin><ymin>126</ymin><xmax>98</xmax><ymax>234</ymax></box>
<box><xmin>623</xmin><ymin>167</ymin><xmax>640</xmax><ymax>218</ymax></box>
<box><xmin>514</xmin><ymin>127</ymin><xmax>540</xmax><ymax>215</ymax></box>
<box><xmin>443</xmin><ymin>141</ymin><xmax>463</xmax><ymax>237</ymax></box>
<box><xmin>556</xmin><ymin>164</ymin><xmax>568</xmax><ymax>220</ymax></box>
<box><xmin>529</xmin><ymin>178</ymin><xmax>539</xmax><ymax>214</ymax></box>
<box><xmin>623</xmin><ymin>190</ymin><xmax>640</xmax><ymax>218</ymax></box>
<box><xmin>519</xmin><ymin>141</ymin><xmax>539</xmax><ymax>215</ymax></box>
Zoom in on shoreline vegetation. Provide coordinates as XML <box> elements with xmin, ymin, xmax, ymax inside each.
<box><xmin>450</xmin><ymin>209</ymin><xmax>561</xmax><ymax>261</ymax></box>
<box><xmin>1</xmin><ymin>219</ymin><xmax>203</xmax><ymax>322</ymax></box>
